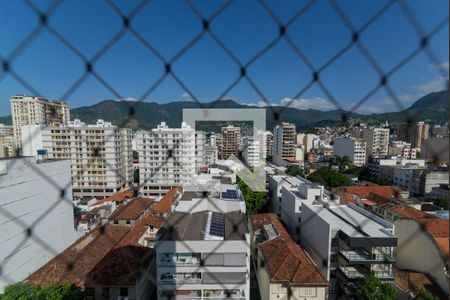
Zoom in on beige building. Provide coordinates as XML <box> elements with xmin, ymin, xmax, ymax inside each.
<box><xmin>0</xmin><ymin>135</ymin><xmax>16</xmax><ymax>158</ymax></box>
<box><xmin>397</xmin><ymin>121</ymin><xmax>429</xmax><ymax>148</ymax></box>
<box><xmin>221</xmin><ymin>125</ymin><xmax>241</xmax><ymax>159</ymax></box>
<box><xmin>297</xmin><ymin>133</ymin><xmax>319</xmax><ymax>153</ymax></box>
<box><xmin>250</xmin><ymin>213</ymin><xmax>329</xmax><ymax>300</ymax></box>
<box><xmin>39</xmin><ymin>119</ymin><xmax>133</xmax><ymax>200</ymax></box>
<box><xmin>272</xmin><ymin>122</ymin><xmax>296</xmax><ymax>159</ymax></box>
<box><xmin>362</xmin><ymin>127</ymin><xmax>390</xmax><ymax>161</ymax></box>
<box><xmin>388</xmin><ymin>141</ymin><xmax>418</xmax><ymax>159</ymax></box>
<box><xmin>10</xmin><ymin>94</ymin><xmax>70</xmax><ymax>149</ymax></box>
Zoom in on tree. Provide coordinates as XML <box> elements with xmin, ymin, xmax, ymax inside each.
<box><xmin>0</xmin><ymin>283</ymin><xmax>84</xmax><ymax>300</ymax></box>
<box><xmin>307</xmin><ymin>167</ymin><xmax>352</xmax><ymax>189</ymax></box>
<box><xmin>359</xmin><ymin>276</ymin><xmax>396</xmax><ymax>300</ymax></box>
<box><xmin>434</xmin><ymin>198</ymin><xmax>448</xmax><ymax>209</ymax></box>
<box><xmin>237</xmin><ymin>177</ymin><xmax>268</xmax><ymax>214</ymax></box>
<box><xmin>132</xmin><ymin>150</ymin><xmax>139</xmax><ymax>160</ymax></box>
<box><xmin>415</xmin><ymin>288</ymin><xmax>439</xmax><ymax>300</ymax></box>
<box><xmin>286</xmin><ymin>165</ymin><xmax>305</xmax><ymax>177</ymax></box>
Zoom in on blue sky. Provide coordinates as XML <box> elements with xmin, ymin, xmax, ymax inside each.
<box><xmin>0</xmin><ymin>0</ymin><xmax>448</xmax><ymax>116</ymax></box>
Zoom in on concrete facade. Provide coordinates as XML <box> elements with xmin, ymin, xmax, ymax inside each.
<box><xmin>0</xmin><ymin>158</ymin><xmax>80</xmax><ymax>292</ymax></box>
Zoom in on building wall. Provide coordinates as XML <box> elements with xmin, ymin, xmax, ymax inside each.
<box><xmin>0</xmin><ymin>158</ymin><xmax>80</xmax><ymax>292</ymax></box>
<box><xmin>395</xmin><ymin>219</ymin><xmax>449</xmax><ymax>295</ymax></box>
<box><xmin>40</xmin><ymin>121</ymin><xmax>133</xmax><ymax>200</ymax></box>
<box><xmin>333</xmin><ymin>138</ymin><xmax>366</xmax><ymax>167</ymax></box>
<box><xmin>299</xmin><ymin>205</ymin><xmax>331</xmax><ymax>281</ymax></box>
<box><xmin>137</xmin><ymin>122</ymin><xmax>197</xmax><ymax>199</ymax></box>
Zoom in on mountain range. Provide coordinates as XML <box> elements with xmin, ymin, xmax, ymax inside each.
<box><xmin>0</xmin><ymin>90</ymin><xmax>447</xmax><ymax>130</ymax></box>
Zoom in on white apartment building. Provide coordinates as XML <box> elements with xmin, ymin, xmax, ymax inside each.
<box><xmin>266</xmin><ymin>131</ymin><xmax>273</xmax><ymax>158</ymax></box>
<box><xmin>156</xmin><ymin>211</ymin><xmax>250</xmax><ymax>300</ymax></box>
<box><xmin>204</xmin><ymin>133</ymin><xmax>219</xmax><ymax>166</ymax></box>
<box><xmin>301</xmin><ymin>204</ymin><xmax>397</xmax><ymax>298</ymax></box>
<box><xmin>0</xmin><ymin>157</ymin><xmax>81</xmax><ymax>292</ymax></box>
<box><xmin>137</xmin><ymin>122</ymin><xmax>202</xmax><ymax>199</ymax></box>
<box><xmin>297</xmin><ymin>133</ymin><xmax>319</xmax><ymax>153</ymax></box>
<box><xmin>242</xmin><ymin>132</ymin><xmax>267</xmax><ymax>168</ymax></box>
<box><xmin>362</xmin><ymin>127</ymin><xmax>390</xmax><ymax>161</ymax></box>
<box><xmin>333</xmin><ymin>137</ymin><xmax>366</xmax><ymax>167</ymax></box>
<box><xmin>272</xmin><ymin>123</ymin><xmax>296</xmax><ymax>161</ymax></box>
<box><xmin>10</xmin><ymin>94</ymin><xmax>70</xmax><ymax>149</ymax></box>
<box><xmin>32</xmin><ymin>119</ymin><xmax>133</xmax><ymax>200</ymax></box>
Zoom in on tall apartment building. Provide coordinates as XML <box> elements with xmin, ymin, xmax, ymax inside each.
<box><xmin>0</xmin><ymin>157</ymin><xmax>80</xmax><ymax>292</ymax></box>
<box><xmin>397</xmin><ymin>121</ymin><xmax>429</xmax><ymax>148</ymax></box>
<box><xmin>10</xmin><ymin>94</ymin><xmax>70</xmax><ymax>149</ymax></box>
<box><xmin>333</xmin><ymin>137</ymin><xmax>366</xmax><ymax>167</ymax></box>
<box><xmin>24</xmin><ymin>119</ymin><xmax>134</xmax><ymax>200</ymax></box>
<box><xmin>137</xmin><ymin>122</ymin><xmax>201</xmax><ymax>199</ymax></box>
<box><xmin>297</xmin><ymin>133</ymin><xmax>319</xmax><ymax>153</ymax></box>
<box><xmin>243</xmin><ymin>132</ymin><xmax>267</xmax><ymax>168</ymax></box>
<box><xmin>272</xmin><ymin>122</ymin><xmax>296</xmax><ymax>159</ymax></box>
<box><xmin>301</xmin><ymin>204</ymin><xmax>397</xmax><ymax>298</ymax></box>
<box><xmin>362</xmin><ymin>127</ymin><xmax>390</xmax><ymax>161</ymax></box>
<box><xmin>204</xmin><ymin>133</ymin><xmax>219</xmax><ymax>166</ymax></box>
<box><xmin>265</xmin><ymin>131</ymin><xmax>273</xmax><ymax>157</ymax></box>
<box><xmin>221</xmin><ymin>125</ymin><xmax>241</xmax><ymax>159</ymax></box>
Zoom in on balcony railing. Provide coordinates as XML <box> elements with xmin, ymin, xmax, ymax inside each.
<box><xmin>338</xmin><ymin>266</ymin><xmax>366</xmax><ymax>279</ymax></box>
<box><xmin>340</xmin><ymin>249</ymin><xmax>395</xmax><ymax>263</ymax></box>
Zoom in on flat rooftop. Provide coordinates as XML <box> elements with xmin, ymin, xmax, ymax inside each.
<box><xmin>158</xmin><ymin>210</ymin><xmax>248</xmax><ymax>241</ymax></box>
<box><xmin>308</xmin><ymin>205</ymin><xmax>395</xmax><ymax>238</ymax></box>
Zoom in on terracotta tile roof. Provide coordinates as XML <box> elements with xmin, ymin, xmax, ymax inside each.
<box><xmin>86</xmin><ymin>215</ymin><xmax>164</xmax><ymax>286</ymax></box>
<box><xmin>435</xmin><ymin>237</ymin><xmax>449</xmax><ymax>260</ymax></box>
<box><xmin>86</xmin><ymin>245</ymin><xmax>153</xmax><ymax>287</ymax></box>
<box><xmin>393</xmin><ymin>266</ymin><xmax>448</xmax><ymax>299</ymax></box>
<box><xmin>91</xmin><ymin>189</ymin><xmax>134</xmax><ymax>207</ymax></box>
<box><xmin>390</xmin><ymin>206</ymin><xmax>434</xmax><ymax>219</ymax></box>
<box><xmin>416</xmin><ymin>218</ymin><xmax>449</xmax><ymax>238</ymax></box>
<box><xmin>109</xmin><ymin>197</ymin><xmax>155</xmax><ymax>221</ymax></box>
<box><xmin>27</xmin><ymin>226</ymin><xmax>130</xmax><ymax>287</ymax></box>
<box><xmin>251</xmin><ymin>213</ymin><xmax>329</xmax><ymax>286</ymax></box>
<box><xmin>335</xmin><ymin>186</ymin><xmax>401</xmax><ymax>204</ymax></box>
<box><xmin>151</xmin><ymin>187</ymin><xmax>181</xmax><ymax>214</ymax></box>
<box><xmin>117</xmin><ymin>214</ymin><xmax>164</xmax><ymax>247</ymax></box>
<box><xmin>250</xmin><ymin>213</ymin><xmax>290</xmax><ymax>240</ymax></box>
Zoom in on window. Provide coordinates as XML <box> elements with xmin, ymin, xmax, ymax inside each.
<box><xmin>120</xmin><ymin>287</ymin><xmax>128</xmax><ymax>297</ymax></box>
<box><xmin>114</xmin><ymin>220</ymin><xmax>119</xmax><ymax>225</ymax></box>
<box><xmin>300</xmin><ymin>287</ymin><xmax>317</xmax><ymax>297</ymax></box>
<box><xmin>126</xmin><ymin>220</ymin><xmax>131</xmax><ymax>225</ymax></box>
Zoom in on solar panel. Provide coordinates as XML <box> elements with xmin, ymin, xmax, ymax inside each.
<box><xmin>209</xmin><ymin>212</ymin><xmax>224</xmax><ymax>237</ymax></box>
<box><xmin>221</xmin><ymin>189</ymin><xmax>238</xmax><ymax>200</ymax></box>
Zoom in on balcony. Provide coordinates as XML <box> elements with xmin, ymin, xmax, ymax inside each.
<box><xmin>339</xmin><ymin>248</ymin><xmax>395</xmax><ymax>263</ymax></box>
<box><xmin>338</xmin><ymin>265</ymin><xmax>366</xmax><ymax>279</ymax></box>
<box><xmin>159</xmin><ymin>253</ymin><xmax>201</xmax><ymax>266</ymax></box>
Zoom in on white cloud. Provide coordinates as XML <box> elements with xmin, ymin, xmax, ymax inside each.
<box><xmin>438</xmin><ymin>61</ymin><xmax>449</xmax><ymax>72</ymax></box>
<box><xmin>254</xmin><ymin>97</ymin><xmax>335</xmax><ymax>110</ymax></box>
<box><xmin>181</xmin><ymin>92</ymin><xmax>194</xmax><ymax>101</ymax></box>
<box><xmin>279</xmin><ymin>97</ymin><xmax>335</xmax><ymax>110</ymax></box>
<box><xmin>417</xmin><ymin>77</ymin><xmax>447</xmax><ymax>94</ymax></box>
